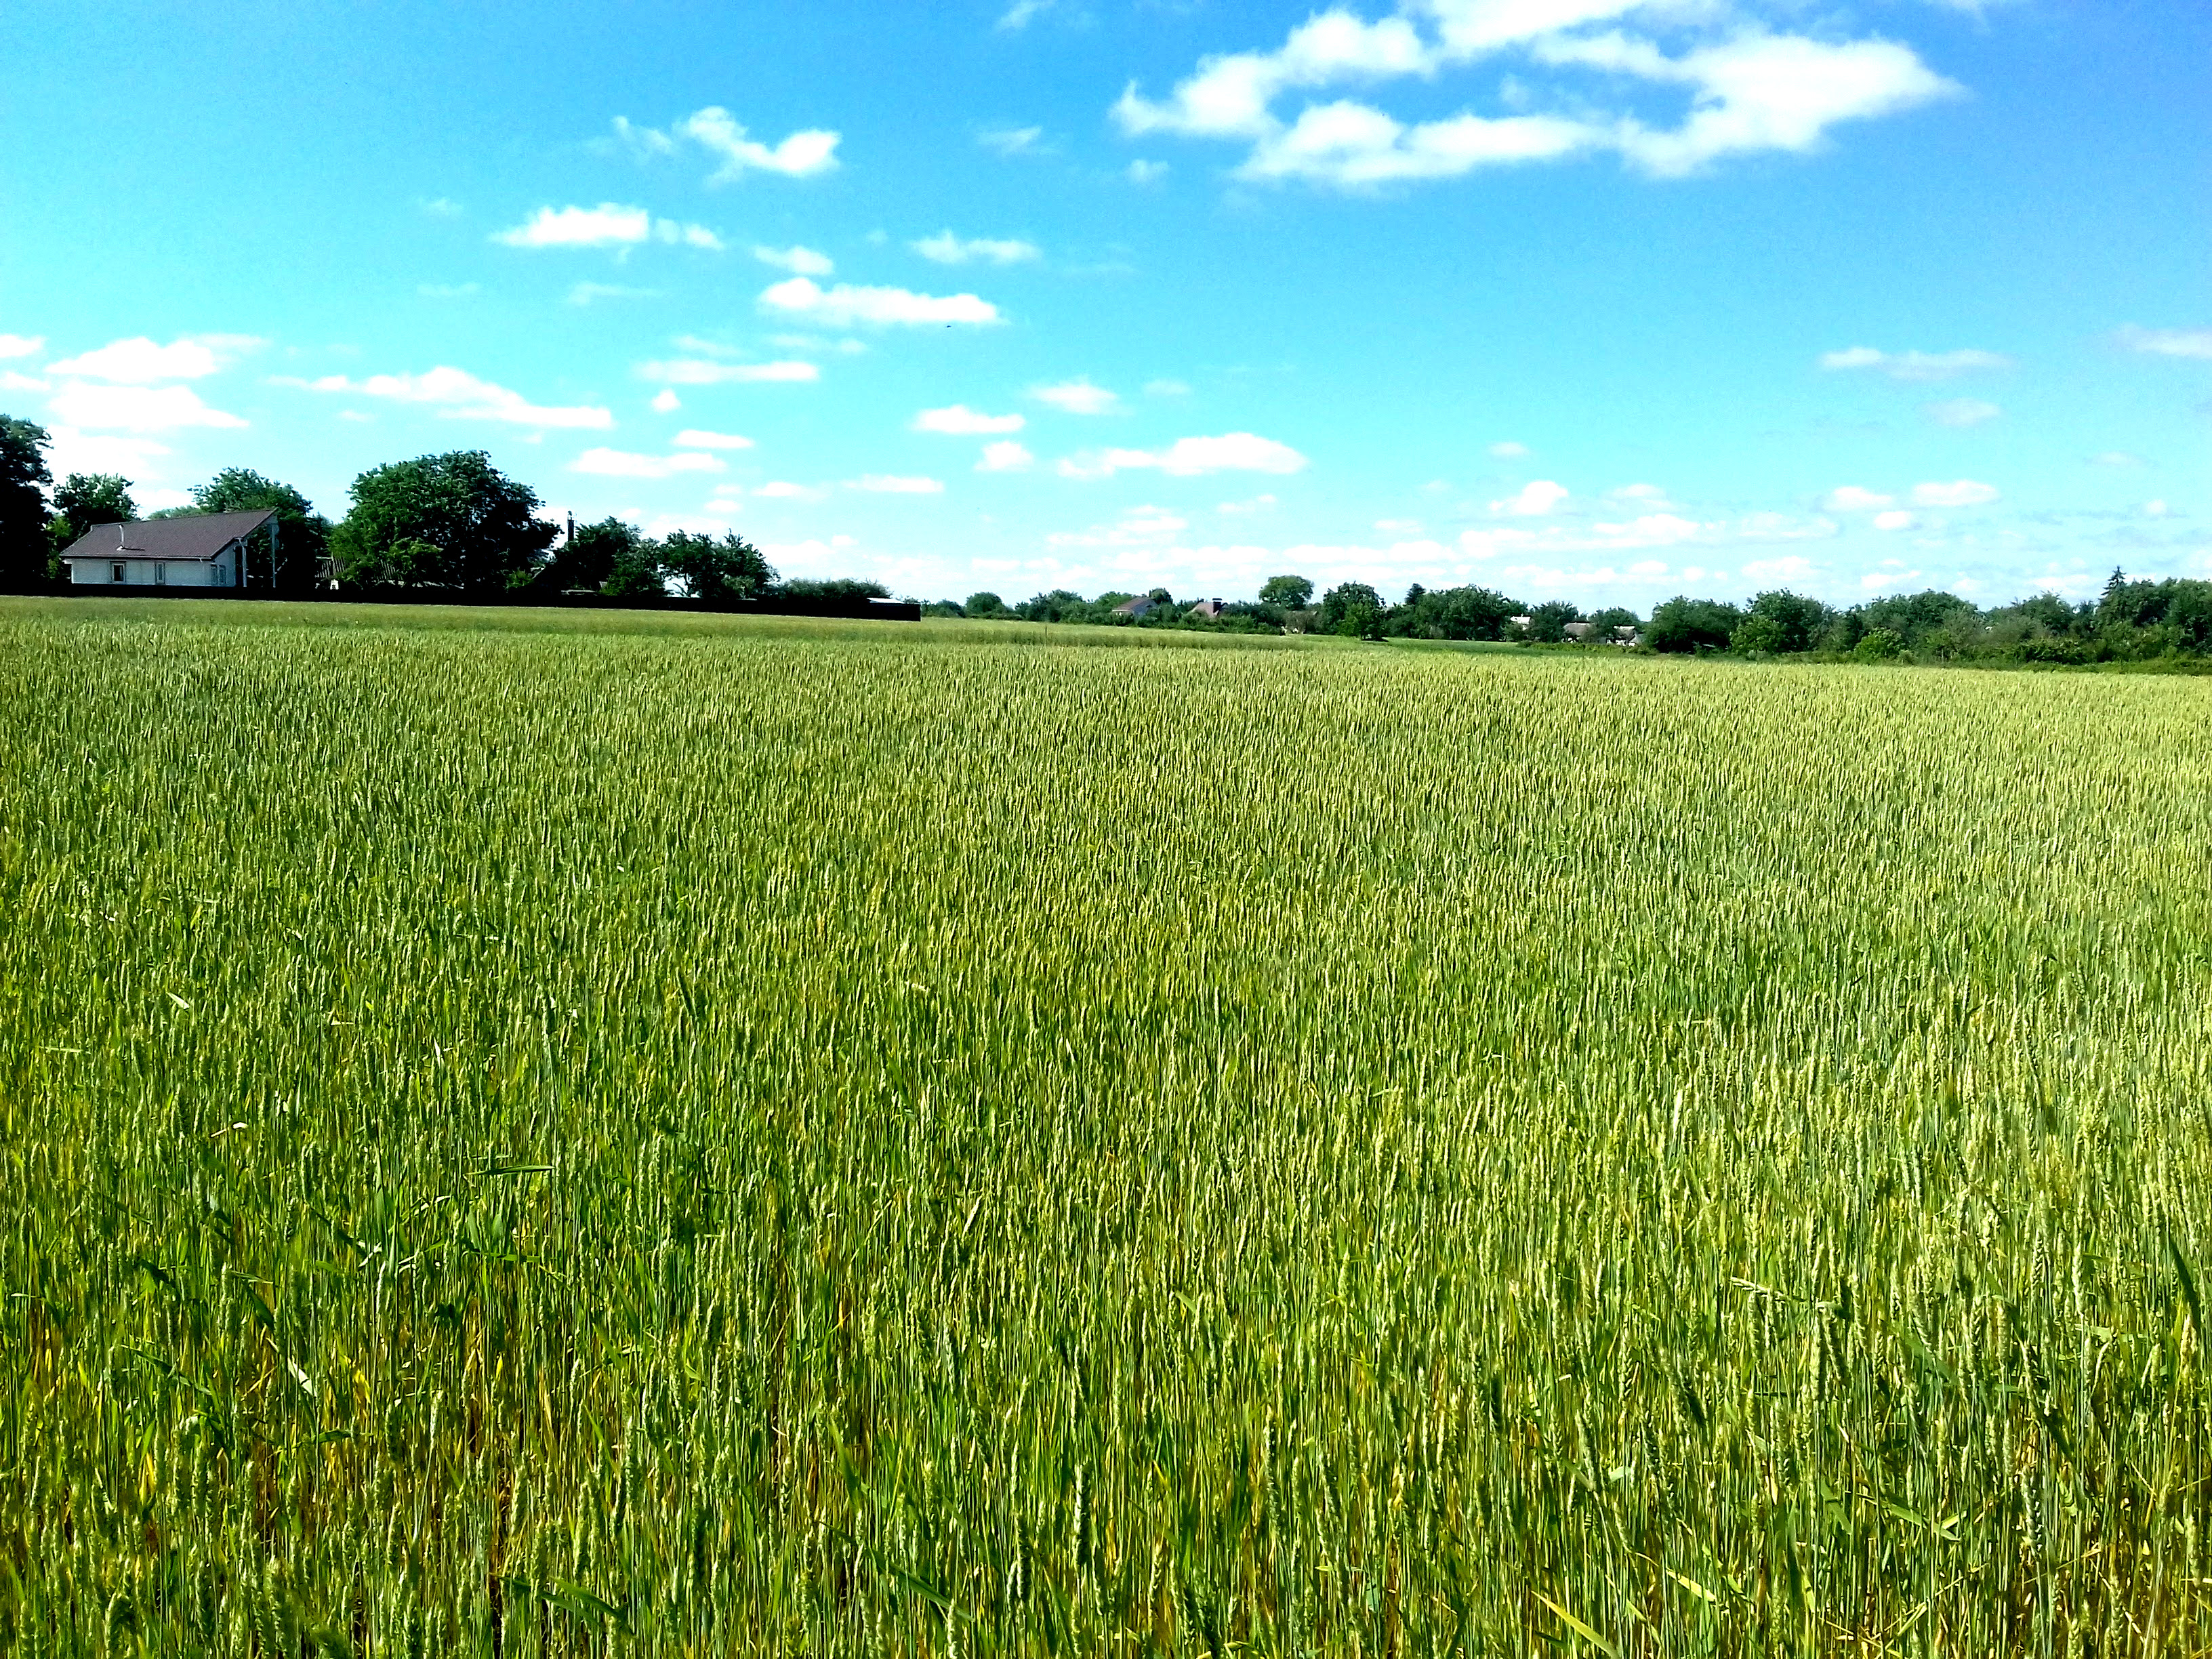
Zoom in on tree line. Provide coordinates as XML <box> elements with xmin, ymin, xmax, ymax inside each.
<box><xmin>0</xmin><ymin>418</ymin><xmax>872</xmax><ymax>602</ymax></box>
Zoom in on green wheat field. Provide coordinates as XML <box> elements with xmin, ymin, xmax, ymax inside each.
<box><xmin>6</xmin><ymin>598</ymin><xmax>2212</xmax><ymax>1656</ymax></box>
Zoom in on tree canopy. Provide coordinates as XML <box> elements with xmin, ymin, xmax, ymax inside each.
<box><xmin>193</xmin><ymin>468</ymin><xmax>329</xmax><ymax>591</ymax></box>
<box><xmin>50</xmin><ymin>473</ymin><xmax>136</xmax><ymax>552</ymax></box>
<box><xmin>330</xmin><ymin>451</ymin><xmax>557</xmax><ymax>592</ymax></box>
<box><xmin>0</xmin><ymin>416</ymin><xmax>53</xmax><ymax>591</ymax></box>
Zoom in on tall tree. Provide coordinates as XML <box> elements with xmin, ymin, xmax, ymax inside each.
<box><xmin>51</xmin><ymin>473</ymin><xmax>137</xmax><ymax>551</ymax></box>
<box><xmin>531</xmin><ymin>516</ymin><xmax>663</xmax><ymax>597</ymax></box>
<box><xmin>330</xmin><ymin>451</ymin><xmax>558</xmax><ymax>592</ymax></box>
<box><xmin>0</xmin><ymin>416</ymin><xmax>54</xmax><ymax>590</ymax></box>
<box><xmin>659</xmin><ymin>531</ymin><xmax>773</xmax><ymax>604</ymax></box>
<box><xmin>1259</xmin><ymin>574</ymin><xmax>1314</xmax><ymax>609</ymax></box>
<box><xmin>192</xmin><ymin>468</ymin><xmax>329</xmax><ymax>592</ymax></box>
<box><xmin>1319</xmin><ymin>581</ymin><xmax>1385</xmax><ymax>638</ymax></box>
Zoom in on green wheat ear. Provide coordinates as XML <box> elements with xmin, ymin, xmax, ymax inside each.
<box><xmin>1</xmin><ymin>597</ymin><xmax>2209</xmax><ymax>1652</ymax></box>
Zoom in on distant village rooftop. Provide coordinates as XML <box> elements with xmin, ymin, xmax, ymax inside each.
<box><xmin>59</xmin><ymin>510</ymin><xmax>279</xmax><ymax>590</ymax></box>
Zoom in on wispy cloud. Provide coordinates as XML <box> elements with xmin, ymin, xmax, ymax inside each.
<box><xmin>978</xmin><ymin>441</ymin><xmax>1034</xmax><ymax>472</ymax></box>
<box><xmin>49</xmin><ymin>334</ymin><xmax>260</xmax><ymax>382</ymax></box>
<box><xmin>1820</xmin><ymin>346</ymin><xmax>2012</xmax><ymax>382</ymax></box>
<box><xmin>1030</xmin><ymin>377</ymin><xmax>1120</xmax><ymax>415</ymax></box>
<box><xmin>912</xmin><ymin>405</ymin><xmax>1025</xmax><ymax>435</ymax></box>
<box><xmin>569</xmin><ymin>447</ymin><xmax>726</xmax><ymax>478</ymax></box>
<box><xmin>494</xmin><ymin>204</ymin><xmax>720</xmax><ymax>250</ymax></box>
<box><xmin>847</xmin><ymin>474</ymin><xmax>946</xmax><ymax>494</ymax></box>
<box><xmin>2116</xmin><ymin>325</ymin><xmax>2212</xmax><ymax>361</ymax></box>
<box><xmin>1925</xmin><ymin>397</ymin><xmax>2000</xmax><ymax>428</ymax></box>
<box><xmin>912</xmin><ymin>231</ymin><xmax>1041</xmax><ymax>266</ymax></box>
<box><xmin>613</xmin><ymin>108</ymin><xmax>840</xmax><ymax>182</ymax></box>
<box><xmin>289</xmin><ymin>365</ymin><xmax>613</xmax><ymax>429</ymax></box>
<box><xmin>636</xmin><ymin>357</ymin><xmax>820</xmax><ymax>386</ymax></box>
<box><xmin>567</xmin><ymin>283</ymin><xmax>659</xmax><ymax>306</ymax></box>
<box><xmin>759</xmin><ymin>278</ymin><xmax>1000</xmax><ymax>327</ymax></box>
<box><xmin>979</xmin><ymin>125</ymin><xmax>1046</xmax><ymax>156</ymax></box>
<box><xmin>674</xmin><ymin>429</ymin><xmax>756</xmax><ymax>450</ymax></box>
<box><xmin>1910</xmin><ymin>478</ymin><xmax>2001</xmax><ymax>508</ymax></box>
<box><xmin>754</xmin><ymin>245</ymin><xmax>834</xmax><ymax>276</ymax></box>
<box><xmin>1058</xmin><ymin>432</ymin><xmax>1307</xmax><ymax>479</ymax></box>
<box><xmin>49</xmin><ymin>382</ymin><xmax>248</xmax><ymax>433</ymax></box>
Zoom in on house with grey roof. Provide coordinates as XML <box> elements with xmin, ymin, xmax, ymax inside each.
<box><xmin>58</xmin><ymin>509</ymin><xmax>279</xmax><ymax>590</ymax></box>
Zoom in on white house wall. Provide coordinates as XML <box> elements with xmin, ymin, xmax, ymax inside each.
<box><xmin>68</xmin><ymin>559</ymin><xmax>235</xmax><ymax>588</ymax></box>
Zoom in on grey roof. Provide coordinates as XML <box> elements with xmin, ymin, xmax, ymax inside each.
<box><xmin>59</xmin><ymin>509</ymin><xmax>276</xmax><ymax>565</ymax></box>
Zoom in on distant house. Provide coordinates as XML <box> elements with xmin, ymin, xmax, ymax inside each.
<box><xmin>1507</xmin><ymin>615</ymin><xmax>1534</xmax><ymax>632</ymax></box>
<box><xmin>1187</xmin><ymin>598</ymin><xmax>1226</xmax><ymax>621</ymax></box>
<box><xmin>1614</xmin><ymin>626</ymin><xmax>1639</xmax><ymax>644</ymax></box>
<box><xmin>59</xmin><ymin>509</ymin><xmax>279</xmax><ymax>590</ymax></box>
<box><xmin>1563</xmin><ymin>621</ymin><xmax>1595</xmax><ymax>640</ymax></box>
<box><xmin>1113</xmin><ymin>595</ymin><xmax>1157</xmax><ymax>618</ymax></box>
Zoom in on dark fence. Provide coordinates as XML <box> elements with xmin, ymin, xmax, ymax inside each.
<box><xmin>30</xmin><ymin>584</ymin><xmax>922</xmax><ymax>622</ymax></box>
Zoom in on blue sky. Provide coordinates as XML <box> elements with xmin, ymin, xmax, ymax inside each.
<box><xmin>2</xmin><ymin>0</ymin><xmax>2205</xmax><ymax>608</ymax></box>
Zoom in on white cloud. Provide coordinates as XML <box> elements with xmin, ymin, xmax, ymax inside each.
<box><xmin>651</xmin><ymin>388</ymin><xmax>681</xmax><ymax>413</ymax></box>
<box><xmin>1742</xmin><ymin>554</ymin><xmax>1818</xmax><ymax>583</ymax></box>
<box><xmin>2142</xmin><ymin>499</ymin><xmax>2170</xmax><ymax>518</ymax></box>
<box><xmin>419</xmin><ymin>197</ymin><xmax>464</xmax><ymax>218</ymax></box>
<box><xmin>1145</xmin><ymin>378</ymin><xmax>1191</xmax><ymax>397</ymax></box>
<box><xmin>47</xmin><ymin>334</ymin><xmax>256</xmax><ymax>382</ymax></box>
<box><xmin>49</xmin><ymin>382</ymin><xmax>247</xmax><ymax>432</ymax></box>
<box><xmin>2116</xmin><ymin>325</ymin><xmax>2212</xmax><ymax>361</ymax></box>
<box><xmin>754</xmin><ymin>480</ymin><xmax>827</xmax><ymax>501</ymax></box>
<box><xmin>1925</xmin><ymin>397</ymin><xmax>2000</xmax><ymax>427</ymax></box>
<box><xmin>755</xmin><ymin>245</ymin><xmax>834</xmax><ymax>276</ymax></box>
<box><xmin>1491</xmin><ymin>478</ymin><xmax>1570</xmax><ymax>515</ymax></box>
<box><xmin>0</xmin><ymin>334</ymin><xmax>46</xmax><ymax>359</ymax></box>
<box><xmin>293</xmin><ymin>366</ymin><xmax>613</xmax><ymax>429</ymax></box>
<box><xmin>495</xmin><ymin>205</ymin><xmax>720</xmax><ymax>250</ymax></box>
<box><xmin>759</xmin><ymin>277</ymin><xmax>1000</xmax><ymax>327</ymax></box>
<box><xmin>1218</xmin><ymin>493</ymin><xmax>1277</xmax><ymax>515</ymax></box>
<box><xmin>1910</xmin><ymin>478</ymin><xmax>2000</xmax><ymax>508</ymax></box>
<box><xmin>617</xmin><ymin>108</ymin><xmax>841</xmax><ymax>182</ymax></box>
<box><xmin>569</xmin><ymin>447</ymin><xmax>726</xmax><ymax>478</ymax></box>
<box><xmin>913</xmin><ymin>404</ymin><xmax>1025</xmax><ymax>435</ymax></box>
<box><xmin>1059</xmin><ymin>432</ymin><xmax>1309</xmax><ymax>478</ymax></box>
<box><xmin>848</xmin><ymin>474</ymin><xmax>945</xmax><ymax>494</ymax></box>
<box><xmin>495</xmin><ymin>204</ymin><xmax>650</xmax><ymax>248</ymax></box>
<box><xmin>2089</xmin><ymin>451</ymin><xmax>2144</xmax><ymax>468</ymax></box>
<box><xmin>1376</xmin><ymin>517</ymin><xmax>1425</xmax><ymax>533</ymax></box>
<box><xmin>1862</xmin><ymin>566</ymin><xmax>1923</xmax><ymax>591</ymax></box>
<box><xmin>1127</xmin><ymin>160</ymin><xmax>1171</xmax><ymax>185</ymax></box>
<box><xmin>1820</xmin><ymin>346</ymin><xmax>2012</xmax><ymax>382</ymax></box>
<box><xmin>1114</xmin><ymin>10</ymin><xmax>1957</xmax><ymax>188</ymax></box>
<box><xmin>1031</xmin><ymin>377</ymin><xmax>1121</xmax><ymax>415</ymax></box>
<box><xmin>913</xmin><ymin>232</ymin><xmax>1041</xmax><ymax>266</ymax></box>
<box><xmin>638</xmin><ymin>357</ymin><xmax>819</xmax><ymax>385</ymax></box>
<box><xmin>1488</xmin><ymin>439</ymin><xmax>1530</xmax><ymax>459</ymax></box>
<box><xmin>998</xmin><ymin>0</ymin><xmax>1055</xmax><ymax>28</ymax></box>
<box><xmin>1824</xmin><ymin>485</ymin><xmax>1895</xmax><ymax>512</ymax></box>
<box><xmin>1</xmin><ymin>371</ymin><xmax>48</xmax><ymax>392</ymax></box>
<box><xmin>674</xmin><ymin>429</ymin><xmax>755</xmax><ymax>449</ymax></box>
<box><xmin>568</xmin><ymin>283</ymin><xmax>658</xmax><ymax>306</ymax></box>
<box><xmin>1608</xmin><ymin>482</ymin><xmax>1669</xmax><ymax>504</ymax></box>
<box><xmin>977</xmin><ymin>441</ymin><xmax>1034</xmax><ymax>472</ymax></box>
<box><xmin>979</xmin><ymin>125</ymin><xmax>1046</xmax><ymax>155</ymax></box>
<box><xmin>45</xmin><ymin>427</ymin><xmax>171</xmax><ymax>476</ymax></box>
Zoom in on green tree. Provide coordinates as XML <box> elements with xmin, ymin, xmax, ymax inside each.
<box><xmin>1645</xmin><ymin>596</ymin><xmax>1744</xmax><ymax>653</ymax></box>
<box><xmin>192</xmin><ymin>468</ymin><xmax>329</xmax><ymax>592</ymax></box>
<box><xmin>1527</xmin><ymin>601</ymin><xmax>1581</xmax><ymax>643</ymax></box>
<box><xmin>0</xmin><ymin>416</ymin><xmax>54</xmax><ymax>590</ymax></box>
<box><xmin>965</xmin><ymin>591</ymin><xmax>1009</xmax><ymax>618</ymax></box>
<box><xmin>1740</xmin><ymin>590</ymin><xmax>1834</xmax><ymax>653</ymax></box>
<box><xmin>1319</xmin><ymin>581</ymin><xmax>1384</xmax><ymax>639</ymax></box>
<box><xmin>52</xmin><ymin>473</ymin><xmax>136</xmax><ymax>552</ymax></box>
<box><xmin>531</xmin><ymin>517</ymin><xmax>659</xmax><ymax>597</ymax></box>
<box><xmin>1259</xmin><ymin>574</ymin><xmax>1314</xmax><ymax>610</ymax></box>
<box><xmin>660</xmin><ymin>530</ymin><xmax>773</xmax><ymax>603</ymax></box>
<box><xmin>330</xmin><ymin>451</ymin><xmax>558</xmax><ymax>592</ymax></box>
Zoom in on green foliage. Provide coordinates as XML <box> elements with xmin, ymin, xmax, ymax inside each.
<box><xmin>778</xmin><ymin>577</ymin><xmax>891</xmax><ymax>600</ymax></box>
<box><xmin>1389</xmin><ymin>583</ymin><xmax>1523</xmax><ymax>640</ymax></box>
<box><xmin>1853</xmin><ymin>626</ymin><xmax>1906</xmax><ymax>661</ymax></box>
<box><xmin>1319</xmin><ymin>580</ymin><xmax>1384</xmax><ymax>638</ymax></box>
<box><xmin>331</xmin><ymin>450</ymin><xmax>558</xmax><ymax>591</ymax></box>
<box><xmin>50</xmin><ymin>472</ymin><xmax>136</xmax><ymax>550</ymax></box>
<box><xmin>659</xmin><ymin>530</ymin><xmax>773</xmax><ymax>603</ymax></box>
<box><xmin>5</xmin><ymin>605</ymin><xmax>2212</xmax><ymax>1648</ymax></box>
<box><xmin>1525</xmin><ymin>600</ymin><xmax>1581</xmax><ymax>643</ymax></box>
<box><xmin>0</xmin><ymin>414</ymin><xmax>53</xmax><ymax>590</ymax></box>
<box><xmin>964</xmin><ymin>590</ymin><xmax>1009</xmax><ymax>617</ymax></box>
<box><xmin>1258</xmin><ymin>573</ymin><xmax>1314</xmax><ymax>609</ymax></box>
<box><xmin>1646</xmin><ymin>595</ymin><xmax>1744</xmax><ymax>653</ymax></box>
<box><xmin>1742</xmin><ymin>589</ymin><xmax>1836</xmax><ymax>653</ymax></box>
<box><xmin>192</xmin><ymin>468</ymin><xmax>330</xmax><ymax>591</ymax></box>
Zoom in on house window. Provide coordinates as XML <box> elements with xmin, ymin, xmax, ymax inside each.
<box><xmin>111</xmin><ymin>562</ymin><xmax>127</xmax><ymax>583</ymax></box>
<box><xmin>154</xmin><ymin>563</ymin><xmax>167</xmax><ymax>586</ymax></box>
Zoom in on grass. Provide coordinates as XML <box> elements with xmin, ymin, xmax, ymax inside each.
<box><xmin>4</xmin><ymin>598</ymin><xmax>2212</xmax><ymax>1654</ymax></box>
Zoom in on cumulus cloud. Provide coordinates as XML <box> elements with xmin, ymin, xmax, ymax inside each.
<box><xmin>847</xmin><ymin>474</ymin><xmax>945</xmax><ymax>494</ymax></box>
<box><xmin>913</xmin><ymin>404</ymin><xmax>1025</xmax><ymax>435</ymax></box>
<box><xmin>759</xmin><ymin>277</ymin><xmax>1000</xmax><ymax>327</ymax></box>
<box><xmin>674</xmin><ymin>429</ymin><xmax>755</xmax><ymax>449</ymax></box>
<box><xmin>1925</xmin><ymin>397</ymin><xmax>2001</xmax><ymax>427</ymax></box>
<box><xmin>48</xmin><ymin>335</ymin><xmax>258</xmax><ymax>382</ymax></box>
<box><xmin>1031</xmin><ymin>378</ymin><xmax>1121</xmax><ymax>414</ymax></box>
<box><xmin>1910</xmin><ymin>478</ymin><xmax>2001</xmax><ymax>508</ymax></box>
<box><xmin>2116</xmin><ymin>325</ymin><xmax>2212</xmax><ymax>361</ymax></box>
<box><xmin>568</xmin><ymin>283</ymin><xmax>658</xmax><ymax>306</ymax></box>
<box><xmin>1488</xmin><ymin>439</ymin><xmax>1531</xmax><ymax>458</ymax></box>
<box><xmin>494</xmin><ymin>203</ymin><xmax>720</xmax><ymax>249</ymax></box>
<box><xmin>1820</xmin><ymin>345</ymin><xmax>2012</xmax><ymax>382</ymax></box>
<box><xmin>569</xmin><ymin>448</ymin><xmax>726</xmax><ymax>478</ymax></box>
<box><xmin>650</xmin><ymin>388</ymin><xmax>682</xmax><ymax>413</ymax></box>
<box><xmin>1491</xmin><ymin>478</ymin><xmax>1570</xmax><ymax>516</ymax></box>
<box><xmin>0</xmin><ymin>334</ymin><xmax>47</xmax><ymax>359</ymax></box>
<box><xmin>1872</xmin><ymin>510</ymin><xmax>1917</xmax><ymax>531</ymax></box>
<box><xmin>1824</xmin><ymin>485</ymin><xmax>1895</xmax><ymax>512</ymax></box>
<box><xmin>1049</xmin><ymin>506</ymin><xmax>1191</xmax><ymax>550</ymax></box>
<box><xmin>977</xmin><ymin>441</ymin><xmax>1034</xmax><ymax>472</ymax></box>
<box><xmin>616</xmin><ymin>108</ymin><xmax>841</xmax><ymax>182</ymax></box>
<box><xmin>636</xmin><ymin>357</ymin><xmax>819</xmax><ymax>385</ymax></box>
<box><xmin>45</xmin><ymin>428</ymin><xmax>172</xmax><ymax>476</ymax></box>
<box><xmin>1058</xmin><ymin>432</ymin><xmax>1309</xmax><ymax>478</ymax></box>
<box><xmin>755</xmin><ymin>245</ymin><xmax>834</xmax><ymax>275</ymax></box>
<box><xmin>291</xmin><ymin>366</ymin><xmax>613</xmax><ymax>429</ymax></box>
<box><xmin>913</xmin><ymin>232</ymin><xmax>1042</xmax><ymax>266</ymax></box>
<box><xmin>0</xmin><ymin>371</ymin><xmax>46</xmax><ymax>392</ymax></box>
<box><xmin>49</xmin><ymin>382</ymin><xmax>247</xmax><ymax>433</ymax></box>
<box><xmin>1113</xmin><ymin>7</ymin><xmax>1959</xmax><ymax>188</ymax></box>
